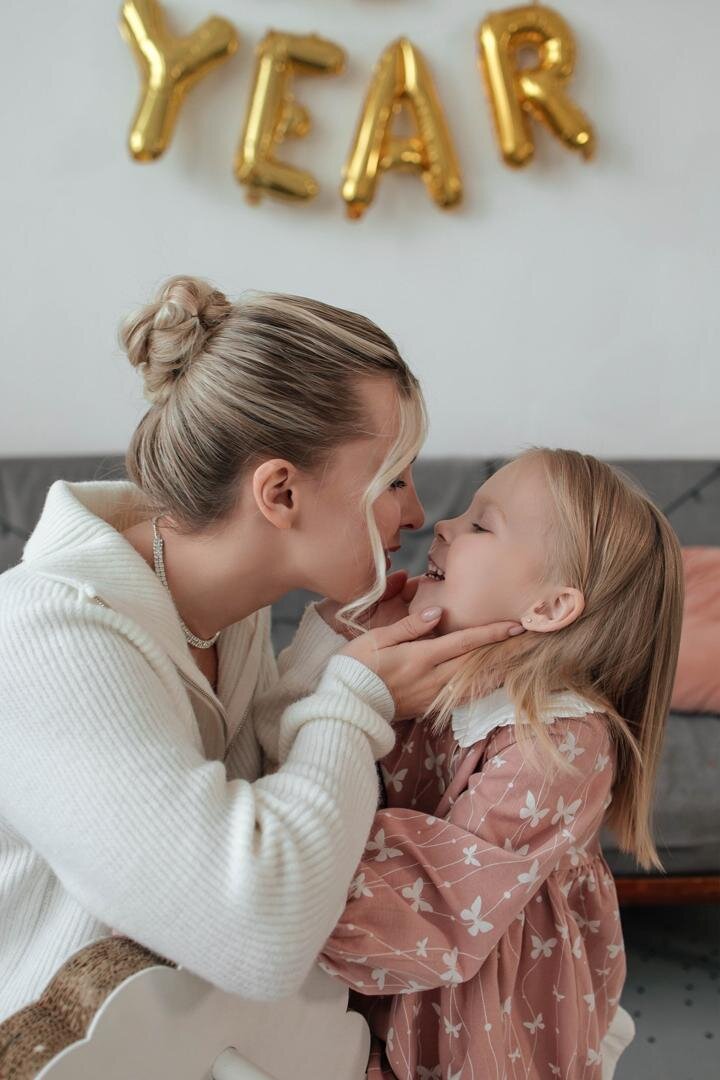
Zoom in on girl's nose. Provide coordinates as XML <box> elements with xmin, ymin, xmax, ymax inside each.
<box><xmin>434</xmin><ymin>518</ymin><xmax>450</xmax><ymax>543</ymax></box>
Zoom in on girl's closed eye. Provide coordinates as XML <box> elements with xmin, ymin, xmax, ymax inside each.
<box><xmin>472</xmin><ymin>523</ymin><xmax>490</xmax><ymax>533</ymax></box>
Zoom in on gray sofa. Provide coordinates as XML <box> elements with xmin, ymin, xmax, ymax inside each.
<box><xmin>1</xmin><ymin>455</ymin><xmax>718</xmax><ymax>882</ymax></box>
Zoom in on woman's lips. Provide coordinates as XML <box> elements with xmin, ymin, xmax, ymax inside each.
<box><xmin>384</xmin><ymin>545</ymin><xmax>400</xmax><ymax>572</ymax></box>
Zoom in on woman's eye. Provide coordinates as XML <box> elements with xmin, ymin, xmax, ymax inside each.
<box><xmin>390</xmin><ymin>479</ymin><xmax>407</xmax><ymax>490</ymax></box>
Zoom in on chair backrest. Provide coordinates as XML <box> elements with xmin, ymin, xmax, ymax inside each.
<box><xmin>0</xmin><ymin>936</ymin><xmax>370</xmax><ymax>1080</ymax></box>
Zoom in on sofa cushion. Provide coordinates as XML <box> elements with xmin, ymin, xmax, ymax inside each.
<box><xmin>672</xmin><ymin>547</ymin><xmax>720</xmax><ymax>714</ymax></box>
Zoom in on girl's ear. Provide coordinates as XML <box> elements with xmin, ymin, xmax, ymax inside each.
<box><xmin>251</xmin><ymin>459</ymin><xmax>300</xmax><ymax>530</ymax></box>
<box><xmin>521</xmin><ymin>588</ymin><xmax>585</xmax><ymax>633</ymax></box>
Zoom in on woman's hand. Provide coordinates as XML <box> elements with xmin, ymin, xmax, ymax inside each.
<box><xmin>362</xmin><ymin>573</ymin><xmax>425</xmax><ymax>630</ymax></box>
<box><xmin>340</xmin><ymin>607</ymin><xmax>524</xmax><ymax>721</ymax></box>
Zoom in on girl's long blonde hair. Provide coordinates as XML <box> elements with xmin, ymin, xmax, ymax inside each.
<box><xmin>430</xmin><ymin>448</ymin><xmax>684</xmax><ymax>870</ymax></box>
<box><xmin>121</xmin><ymin>276</ymin><xmax>426</xmax><ymax>626</ymax></box>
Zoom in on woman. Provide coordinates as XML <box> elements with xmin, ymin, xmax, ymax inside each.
<box><xmin>0</xmin><ymin>277</ymin><xmax>521</xmax><ymax>1022</ymax></box>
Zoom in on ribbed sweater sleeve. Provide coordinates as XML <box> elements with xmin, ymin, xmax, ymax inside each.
<box><xmin>0</xmin><ymin>579</ymin><xmax>395</xmax><ymax>1001</ymax></box>
<box><xmin>250</xmin><ymin>602</ymin><xmax>395</xmax><ymax>767</ymax></box>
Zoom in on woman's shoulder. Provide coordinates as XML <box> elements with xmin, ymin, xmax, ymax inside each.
<box><xmin>0</xmin><ymin>561</ymin><xmax>88</xmax><ymax>615</ymax></box>
<box><xmin>0</xmin><ymin>561</ymin><xmax>169</xmax><ymax>681</ymax></box>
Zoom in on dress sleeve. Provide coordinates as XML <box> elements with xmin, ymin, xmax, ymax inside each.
<box><xmin>319</xmin><ymin>716</ymin><xmax>613</xmax><ymax>994</ymax></box>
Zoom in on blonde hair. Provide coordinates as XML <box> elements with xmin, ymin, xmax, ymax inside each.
<box><xmin>430</xmin><ymin>448</ymin><xmax>684</xmax><ymax>870</ymax></box>
<box><xmin>121</xmin><ymin>275</ymin><xmax>426</xmax><ymax>626</ymax></box>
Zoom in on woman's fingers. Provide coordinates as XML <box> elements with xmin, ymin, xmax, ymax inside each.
<box><xmin>401</xmin><ymin>574</ymin><xmax>424</xmax><ymax>603</ymax></box>
<box><xmin>372</xmin><ymin>608</ymin><xmax>444</xmax><ymax>647</ymax></box>
<box><xmin>392</xmin><ymin>652</ymin><xmax>501</xmax><ymax>720</ymax></box>
<box><xmin>341</xmin><ymin>607</ymin><xmax>442</xmax><ymax>663</ymax></box>
<box><xmin>380</xmin><ymin>570</ymin><xmax>408</xmax><ymax>603</ymax></box>
<box><xmin>430</xmin><ymin>654</ymin><xmax>501</xmax><ymax>701</ymax></box>
<box><xmin>339</xmin><ymin>612</ymin><xmax>524</xmax><ymax>721</ymax></box>
<box><xmin>418</xmin><ymin>620</ymin><xmax>524</xmax><ymax>665</ymax></box>
<box><xmin>363</xmin><ymin>593</ymin><xmax>412</xmax><ymax>631</ymax></box>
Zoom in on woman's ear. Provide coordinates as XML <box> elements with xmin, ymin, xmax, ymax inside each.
<box><xmin>251</xmin><ymin>459</ymin><xmax>300</xmax><ymax>530</ymax></box>
<box><xmin>521</xmin><ymin>587</ymin><xmax>585</xmax><ymax>633</ymax></box>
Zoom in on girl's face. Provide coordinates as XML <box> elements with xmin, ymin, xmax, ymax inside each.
<box><xmin>410</xmin><ymin>456</ymin><xmax>553</xmax><ymax>634</ymax></box>
<box><xmin>297</xmin><ymin>377</ymin><xmax>425</xmax><ymax>604</ymax></box>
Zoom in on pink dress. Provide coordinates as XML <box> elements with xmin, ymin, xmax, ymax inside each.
<box><xmin>318</xmin><ymin>689</ymin><xmax>627</xmax><ymax>1079</ymax></box>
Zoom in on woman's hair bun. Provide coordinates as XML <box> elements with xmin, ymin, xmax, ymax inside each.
<box><xmin>121</xmin><ymin>276</ymin><xmax>232</xmax><ymax>404</ymax></box>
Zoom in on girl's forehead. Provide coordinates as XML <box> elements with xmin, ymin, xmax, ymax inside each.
<box><xmin>472</xmin><ymin>457</ymin><xmax>549</xmax><ymax>521</ymax></box>
<box><xmin>469</xmin><ymin>484</ymin><xmax>504</xmax><ymax>516</ymax></box>
<box><xmin>474</xmin><ymin>458</ymin><xmax>523</xmax><ymax>499</ymax></box>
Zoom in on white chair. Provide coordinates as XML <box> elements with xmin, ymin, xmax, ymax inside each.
<box><xmin>0</xmin><ymin>937</ymin><xmax>370</xmax><ymax>1080</ymax></box>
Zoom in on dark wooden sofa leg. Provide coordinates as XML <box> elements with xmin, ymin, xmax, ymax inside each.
<box><xmin>615</xmin><ymin>875</ymin><xmax>720</xmax><ymax>905</ymax></box>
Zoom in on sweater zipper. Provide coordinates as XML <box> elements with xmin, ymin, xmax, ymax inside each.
<box><xmin>177</xmin><ymin>669</ymin><xmax>229</xmax><ymax>748</ymax></box>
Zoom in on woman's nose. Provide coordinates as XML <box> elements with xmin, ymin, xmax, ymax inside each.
<box><xmin>402</xmin><ymin>487</ymin><xmax>425</xmax><ymax>532</ymax></box>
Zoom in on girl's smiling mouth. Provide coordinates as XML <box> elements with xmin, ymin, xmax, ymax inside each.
<box><xmin>425</xmin><ymin>554</ymin><xmax>445</xmax><ymax>581</ymax></box>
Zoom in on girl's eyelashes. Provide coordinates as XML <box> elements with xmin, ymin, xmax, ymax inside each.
<box><xmin>472</xmin><ymin>522</ymin><xmax>490</xmax><ymax>533</ymax></box>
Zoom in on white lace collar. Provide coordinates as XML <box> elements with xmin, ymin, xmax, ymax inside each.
<box><xmin>451</xmin><ymin>686</ymin><xmax>600</xmax><ymax>749</ymax></box>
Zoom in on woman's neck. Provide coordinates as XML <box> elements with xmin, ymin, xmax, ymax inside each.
<box><xmin>121</xmin><ymin>516</ymin><xmax>295</xmax><ymax>641</ymax></box>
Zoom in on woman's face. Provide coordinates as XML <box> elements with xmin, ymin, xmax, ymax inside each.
<box><xmin>409</xmin><ymin>456</ymin><xmax>552</xmax><ymax>633</ymax></box>
<box><xmin>298</xmin><ymin>377</ymin><xmax>425</xmax><ymax>604</ymax></box>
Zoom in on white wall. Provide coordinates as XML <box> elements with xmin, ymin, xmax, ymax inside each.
<box><xmin>1</xmin><ymin>0</ymin><xmax>717</xmax><ymax>458</ymax></box>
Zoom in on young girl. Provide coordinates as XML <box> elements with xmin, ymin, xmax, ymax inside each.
<box><xmin>315</xmin><ymin>448</ymin><xmax>684</xmax><ymax>1079</ymax></box>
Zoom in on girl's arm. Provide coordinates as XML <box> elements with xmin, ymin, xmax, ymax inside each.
<box><xmin>318</xmin><ymin>716</ymin><xmax>614</xmax><ymax>995</ymax></box>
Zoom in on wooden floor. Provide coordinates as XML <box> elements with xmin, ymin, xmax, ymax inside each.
<box><xmin>616</xmin><ymin>875</ymin><xmax>720</xmax><ymax>906</ymax></box>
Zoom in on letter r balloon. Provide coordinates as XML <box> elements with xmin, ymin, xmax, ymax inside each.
<box><xmin>478</xmin><ymin>4</ymin><xmax>595</xmax><ymax>167</ymax></box>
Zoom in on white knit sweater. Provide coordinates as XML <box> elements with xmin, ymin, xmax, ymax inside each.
<box><xmin>0</xmin><ymin>480</ymin><xmax>396</xmax><ymax>1022</ymax></box>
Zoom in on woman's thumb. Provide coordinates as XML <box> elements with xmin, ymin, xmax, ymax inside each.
<box><xmin>380</xmin><ymin>569</ymin><xmax>408</xmax><ymax>603</ymax></box>
<box><xmin>375</xmin><ymin>607</ymin><xmax>443</xmax><ymax>647</ymax></box>
<box><xmin>401</xmin><ymin>574</ymin><xmax>424</xmax><ymax>603</ymax></box>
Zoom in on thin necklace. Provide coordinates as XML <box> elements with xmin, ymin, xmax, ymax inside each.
<box><xmin>151</xmin><ymin>516</ymin><xmax>220</xmax><ymax>650</ymax></box>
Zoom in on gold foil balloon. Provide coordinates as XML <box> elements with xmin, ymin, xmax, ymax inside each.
<box><xmin>478</xmin><ymin>5</ymin><xmax>595</xmax><ymax>167</ymax></box>
<box><xmin>235</xmin><ymin>32</ymin><xmax>346</xmax><ymax>204</ymax></box>
<box><xmin>342</xmin><ymin>38</ymin><xmax>462</xmax><ymax>220</ymax></box>
<box><xmin>119</xmin><ymin>0</ymin><xmax>239</xmax><ymax>161</ymax></box>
